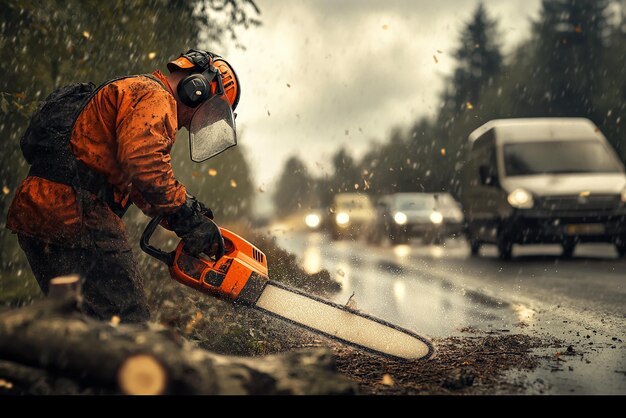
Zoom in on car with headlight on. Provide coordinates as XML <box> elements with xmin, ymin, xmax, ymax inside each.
<box><xmin>330</xmin><ymin>193</ymin><xmax>376</xmax><ymax>240</ymax></box>
<box><xmin>370</xmin><ymin>193</ymin><xmax>464</xmax><ymax>244</ymax></box>
<box><xmin>460</xmin><ymin>118</ymin><xmax>626</xmax><ymax>259</ymax></box>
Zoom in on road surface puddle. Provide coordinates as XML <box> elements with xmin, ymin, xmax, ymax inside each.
<box><xmin>273</xmin><ymin>232</ymin><xmax>521</xmax><ymax>337</ymax></box>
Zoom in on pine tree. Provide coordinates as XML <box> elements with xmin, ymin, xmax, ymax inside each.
<box><xmin>530</xmin><ymin>0</ymin><xmax>610</xmax><ymax>117</ymax></box>
<box><xmin>592</xmin><ymin>2</ymin><xmax>626</xmax><ymax>161</ymax></box>
<box><xmin>273</xmin><ymin>156</ymin><xmax>315</xmax><ymax>217</ymax></box>
<box><xmin>438</xmin><ymin>3</ymin><xmax>503</xmax><ymax>194</ymax></box>
<box><xmin>315</xmin><ymin>148</ymin><xmax>363</xmax><ymax>209</ymax></box>
<box><xmin>405</xmin><ymin>118</ymin><xmax>445</xmax><ymax>193</ymax></box>
<box><xmin>331</xmin><ymin>148</ymin><xmax>362</xmax><ymax>194</ymax></box>
<box><xmin>440</xmin><ymin>2</ymin><xmax>502</xmax><ymax>122</ymax></box>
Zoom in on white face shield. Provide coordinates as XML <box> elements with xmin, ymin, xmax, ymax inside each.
<box><xmin>188</xmin><ymin>94</ymin><xmax>237</xmax><ymax>163</ymax></box>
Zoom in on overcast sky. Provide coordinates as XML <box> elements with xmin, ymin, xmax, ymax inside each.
<box><xmin>224</xmin><ymin>0</ymin><xmax>542</xmax><ymax>192</ymax></box>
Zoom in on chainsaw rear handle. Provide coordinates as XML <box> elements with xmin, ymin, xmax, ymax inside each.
<box><xmin>140</xmin><ymin>214</ymin><xmax>174</xmax><ymax>265</ymax></box>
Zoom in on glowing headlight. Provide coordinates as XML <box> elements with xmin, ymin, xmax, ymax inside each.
<box><xmin>305</xmin><ymin>213</ymin><xmax>321</xmax><ymax>229</ymax></box>
<box><xmin>394</xmin><ymin>212</ymin><xmax>408</xmax><ymax>225</ymax></box>
<box><xmin>621</xmin><ymin>188</ymin><xmax>626</xmax><ymax>203</ymax></box>
<box><xmin>335</xmin><ymin>212</ymin><xmax>350</xmax><ymax>226</ymax></box>
<box><xmin>430</xmin><ymin>211</ymin><xmax>443</xmax><ymax>224</ymax></box>
<box><xmin>507</xmin><ymin>188</ymin><xmax>534</xmax><ymax>209</ymax></box>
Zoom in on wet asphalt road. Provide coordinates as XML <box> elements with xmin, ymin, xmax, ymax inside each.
<box><xmin>270</xmin><ymin>228</ymin><xmax>626</xmax><ymax>394</ymax></box>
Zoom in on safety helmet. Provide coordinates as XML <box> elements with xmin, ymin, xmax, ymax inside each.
<box><xmin>167</xmin><ymin>49</ymin><xmax>240</xmax><ymax>163</ymax></box>
<box><xmin>167</xmin><ymin>49</ymin><xmax>241</xmax><ymax>111</ymax></box>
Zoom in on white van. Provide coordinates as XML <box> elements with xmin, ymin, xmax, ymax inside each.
<box><xmin>460</xmin><ymin>118</ymin><xmax>626</xmax><ymax>259</ymax></box>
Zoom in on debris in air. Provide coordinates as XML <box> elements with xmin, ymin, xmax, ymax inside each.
<box><xmin>433</xmin><ymin>55</ymin><xmax>439</xmax><ymax>64</ymax></box>
<box><xmin>207</xmin><ymin>168</ymin><xmax>218</xmax><ymax>177</ymax></box>
<box><xmin>230</xmin><ymin>179</ymin><xmax>238</xmax><ymax>188</ymax></box>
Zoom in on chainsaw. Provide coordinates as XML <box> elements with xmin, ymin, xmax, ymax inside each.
<box><xmin>141</xmin><ymin>215</ymin><xmax>434</xmax><ymax>361</ymax></box>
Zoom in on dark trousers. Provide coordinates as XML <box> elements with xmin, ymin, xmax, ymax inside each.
<box><xmin>17</xmin><ymin>234</ymin><xmax>150</xmax><ymax>323</ymax></box>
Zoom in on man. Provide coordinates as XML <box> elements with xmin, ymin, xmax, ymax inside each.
<box><xmin>6</xmin><ymin>49</ymin><xmax>240</xmax><ymax>323</ymax></box>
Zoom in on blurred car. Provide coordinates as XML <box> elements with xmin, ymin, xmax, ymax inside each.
<box><xmin>460</xmin><ymin>118</ymin><xmax>626</xmax><ymax>259</ymax></box>
<box><xmin>330</xmin><ymin>193</ymin><xmax>376</xmax><ymax>240</ymax></box>
<box><xmin>370</xmin><ymin>193</ymin><xmax>464</xmax><ymax>244</ymax></box>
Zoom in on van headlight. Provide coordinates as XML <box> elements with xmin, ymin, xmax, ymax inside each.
<box><xmin>430</xmin><ymin>211</ymin><xmax>443</xmax><ymax>224</ymax></box>
<box><xmin>335</xmin><ymin>212</ymin><xmax>350</xmax><ymax>226</ymax></box>
<box><xmin>394</xmin><ymin>212</ymin><xmax>408</xmax><ymax>225</ymax></box>
<box><xmin>507</xmin><ymin>188</ymin><xmax>534</xmax><ymax>209</ymax></box>
<box><xmin>621</xmin><ymin>188</ymin><xmax>626</xmax><ymax>203</ymax></box>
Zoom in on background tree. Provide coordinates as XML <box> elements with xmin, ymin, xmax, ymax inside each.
<box><xmin>405</xmin><ymin>118</ymin><xmax>446</xmax><ymax>192</ymax></box>
<box><xmin>444</xmin><ymin>2</ymin><xmax>503</xmax><ymax>115</ymax></box>
<box><xmin>360</xmin><ymin>128</ymin><xmax>415</xmax><ymax>196</ymax></box>
<box><xmin>438</xmin><ymin>2</ymin><xmax>503</xmax><ymax>194</ymax></box>
<box><xmin>314</xmin><ymin>148</ymin><xmax>365</xmax><ymax>208</ymax></box>
<box><xmin>273</xmin><ymin>156</ymin><xmax>316</xmax><ymax>217</ymax></box>
<box><xmin>528</xmin><ymin>0</ymin><xmax>610</xmax><ymax>117</ymax></box>
<box><xmin>331</xmin><ymin>148</ymin><xmax>361</xmax><ymax>193</ymax></box>
<box><xmin>582</xmin><ymin>0</ymin><xmax>624</xmax><ymax>158</ymax></box>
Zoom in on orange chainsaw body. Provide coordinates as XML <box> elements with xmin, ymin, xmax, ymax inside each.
<box><xmin>169</xmin><ymin>228</ymin><xmax>269</xmax><ymax>305</ymax></box>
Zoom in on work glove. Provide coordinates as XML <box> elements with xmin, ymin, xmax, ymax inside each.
<box><xmin>165</xmin><ymin>194</ymin><xmax>225</xmax><ymax>260</ymax></box>
<box><xmin>186</xmin><ymin>195</ymin><xmax>214</xmax><ymax>220</ymax></box>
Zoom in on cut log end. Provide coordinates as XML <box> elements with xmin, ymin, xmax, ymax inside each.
<box><xmin>117</xmin><ymin>354</ymin><xmax>168</xmax><ymax>395</ymax></box>
<box><xmin>48</xmin><ymin>275</ymin><xmax>81</xmax><ymax>301</ymax></box>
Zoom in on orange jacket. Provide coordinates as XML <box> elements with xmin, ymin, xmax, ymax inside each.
<box><xmin>7</xmin><ymin>70</ymin><xmax>187</xmax><ymax>249</ymax></box>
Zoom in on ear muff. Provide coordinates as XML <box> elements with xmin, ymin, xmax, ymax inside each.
<box><xmin>174</xmin><ymin>50</ymin><xmax>240</xmax><ymax>109</ymax></box>
<box><xmin>177</xmin><ymin>70</ymin><xmax>214</xmax><ymax>108</ymax></box>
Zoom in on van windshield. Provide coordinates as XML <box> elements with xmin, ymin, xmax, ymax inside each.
<box><xmin>503</xmin><ymin>140</ymin><xmax>624</xmax><ymax>176</ymax></box>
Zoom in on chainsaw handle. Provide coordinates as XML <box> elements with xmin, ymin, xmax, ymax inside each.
<box><xmin>140</xmin><ymin>214</ymin><xmax>175</xmax><ymax>266</ymax></box>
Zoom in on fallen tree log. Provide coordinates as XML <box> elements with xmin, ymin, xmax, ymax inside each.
<box><xmin>0</xmin><ymin>277</ymin><xmax>355</xmax><ymax>395</ymax></box>
<box><xmin>0</xmin><ymin>359</ymin><xmax>97</xmax><ymax>395</ymax></box>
